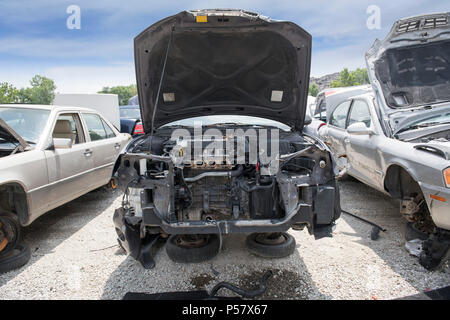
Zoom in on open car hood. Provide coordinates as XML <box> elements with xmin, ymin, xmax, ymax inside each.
<box><xmin>0</xmin><ymin>117</ymin><xmax>29</xmax><ymax>150</ymax></box>
<box><xmin>366</xmin><ymin>12</ymin><xmax>450</xmax><ymax>134</ymax></box>
<box><xmin>134</xmin><ymin>9</ymin><xmax>312</xmax><ymax>132</ymax></box>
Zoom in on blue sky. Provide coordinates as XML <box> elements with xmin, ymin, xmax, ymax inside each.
<box><xmin>0</xmin><ymin>0</ymin><xmax>448</xmax><ymax>93</ymax></box>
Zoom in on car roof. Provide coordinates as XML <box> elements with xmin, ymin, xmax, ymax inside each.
<box><xmin>0</xmin><ymin>104</ymin><xmax>98</xmax><ymax>113</ymax></box>
<box><xmin>347</xmin><ymin>92</ymin><xmax>375</xmax><ymax>101</ymax></box>
<box><xmin>119</xmin><ymin>105</ymin><xmax>140</xmax><ymax>109</ymax></box>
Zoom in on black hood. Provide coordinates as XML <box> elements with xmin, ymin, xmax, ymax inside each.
<box><xmin>134</xmin><ymin>9</ymin><xmax>312</xmax><ymax>132</ymax></box>
<box><xmin>0</xmin><ymin>117</ymin><xmax>29</xmax><ymax>150</ymax></box>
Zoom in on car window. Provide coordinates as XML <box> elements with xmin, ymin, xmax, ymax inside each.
<box><xmin>119</xmin><ymin>108</ymin><xmax>141</xmax><ymax>119</ymax></box>
<box><xmin>0</xmin><ymin>107</ymin><xmax>50</xmax><ymax>144</ymax></box>
<box><xmin>314</xmin><ymin>95</ymin><xmax>326</xmax><ymax>119</ymax></box>
<box><xmin>102</xmin><ymin>119</ymin><xmax>116</xmax><ymax>138</ymax></box>
<box><xmin>53</xmin><ymin>113</ymin><xmax>85</xmax><ymax>144</ymax></box>
<box><xmin>348</xmin><ymin>100</ymin><xmax>372</xmax><ymax>128</ymax></box>
<box><xmin>329</xmin><ymin>101</ymin><xmax>351</xmax><ymax>128</ymax></box>
<box><xmin>82</xmin><ymin>113</ymin><xmax>107</xmax><ymax>141</ymax></box>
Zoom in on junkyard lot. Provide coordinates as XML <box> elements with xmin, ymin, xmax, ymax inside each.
<box><xmin>0</xmin><ymin>179</ymin><xmax>448</xmax><ymax>300</ymax></box>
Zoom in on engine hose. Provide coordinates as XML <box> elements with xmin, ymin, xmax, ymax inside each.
<box><xmin>184</xmin><ymin>165</ymin><xmax>244</xmax><ymax>183</ymax></box>
<box><xmin>209</xmin><ymin>270</ymin><xmax>273</xmax><ymax>298</ymax></box>
<box><xmin>238</xmin><ymin>178</ymin><xmax>274</xmax><ymax>192</ymax></box>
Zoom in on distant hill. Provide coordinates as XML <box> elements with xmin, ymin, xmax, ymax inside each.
<box><xmin>310</xmin><ymin>72</ymin><xmax>340</xmax><ymax>91</ymax></box>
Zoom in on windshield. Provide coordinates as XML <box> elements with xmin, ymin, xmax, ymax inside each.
<box><xmin>160</xmin><ymin>115</ymin><xmax>291</xmax><ymax>131</ymax></box>
<box><xmin>375</xmin><ymin>40</ymin><xmax>450</xmax><ymax>108</ymax></box>
<box><xmin>120</xmin><ymin>107</ymin><xmax>141</xmax><ymax>119</ymax></box>
<box><xmin>407</xmin><ymin>111</ymin><xmax>450</xmax><ymax>129</ymax></box>
<box><xmin>0</xmin><ymin>107</ymin><xmax>50</xmax><ymax>144</ymax></box>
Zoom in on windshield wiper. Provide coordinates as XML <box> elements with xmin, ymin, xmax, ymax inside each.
<box><xmin>397</xmin><ymin>121</ymin><xmax>450</xmax><ymax>134</ymax></box>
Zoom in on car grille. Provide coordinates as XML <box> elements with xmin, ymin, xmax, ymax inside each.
<box><xmin>396</xmin><ymin>15</ymin><xmax>448</xmax><ymax>34</ymax></box>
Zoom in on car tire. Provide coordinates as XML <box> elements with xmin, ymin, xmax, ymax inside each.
<box><xmin>405</xmin><ymin>222</ymin><xmax>429</xmax><ymax>241</ymax></box>
<box><xmin>246</xmin><ymin>232</ymin><xmax>296</xmax><ymax>258</ymax></box>
<box><xmin>0</xmin><ymin>244</ymin><xmax>31</xmax><ymax>274</ymax></box>
<box><xmin>166</xmin><ymin>234</ymin><xmax>220</xmax><ymax>263</ymax></box>
<box><xmin>0</xmin><ymin>211</ymin><xmax>22</xmax><ymax>256</ymax></box>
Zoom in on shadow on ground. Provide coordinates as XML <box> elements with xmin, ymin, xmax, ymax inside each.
<box><xmin>101</xmin><ymin>234</ymin><xmax>332</xmax><ymax>300</ymax></box>
<box><xmin>0</xmin><ymin>187</ymin><xmax>118</xmax><ymax>288</ymax></box>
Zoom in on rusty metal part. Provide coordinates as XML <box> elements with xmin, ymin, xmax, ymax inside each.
<box><xmin>0</xmin><ymin>221</ymin><xmax>8</xmax><ymax>252</ymax></box>
<box><xmin>109</xmin><ymin>177</ymin><xmax>118</xmax><ymax>189</ymax></box>
<box><xmin>400</xmin><ymin>198</ymin><xmax>421</xmax><ymax>221</ymax></box>
<box><xmin>176</xmin><ymin>234</ymin><xmax>209</xmax><ymax>248</ymax></box>
<box><xmin>254</xmin><ymin>232</ymin><xmax>286</xmax><ymax>245</ymax></box>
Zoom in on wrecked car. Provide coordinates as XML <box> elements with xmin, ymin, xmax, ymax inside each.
<box><xmin>114</xmin><ymin>9</ymin><xmax>341</xmax><ymax>268</ymax></box>
<box><xmin>0</xmin><ymin>104</ymin><xmax>130</xmax><ymax>272</ymax></box>
<box><xmin>319</xmin><ymin>12</ymin><xmax>450</xmax><ymax>270</ymax></box>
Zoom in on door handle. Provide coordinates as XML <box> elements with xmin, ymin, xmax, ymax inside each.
<box><xmin>114</xmin><ymin>143</ymin><xmax>120</xmax><ymax>150</ymax></box>
<box><xmin>344</xmin><ymin>138</ymin><xmax>350</xmax><ymax>144</ymax></box>
<box><xmin>84</xmin><ymin>149</ymin><xmax>92</xmax><ymax>157</ymax></box>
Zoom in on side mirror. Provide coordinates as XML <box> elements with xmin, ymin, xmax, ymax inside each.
<box><xmin>347</xmin><ymin>122</ymin><xmax>373</xmax><ymax>135</ymax></box>
<box><xmin>53</xmin><ymin>138</ymin><xmax>73</xmax><ymax>149</ymax></box>
<box><xmin>304</xmin><ymin>114</ymin><xmax>312</xmax><ymax>125</ymax></box>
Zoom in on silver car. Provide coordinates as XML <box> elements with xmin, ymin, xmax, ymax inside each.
<box><xmin>0</xmin><ymin>104</ymin><xmax>130</xmax><ymax>269</ymax></box>
<box><xmin>320</xmin><ymin>13</ymin><xmax>450</xmax><ymax>270</ymax></box>
<box><xmin>303</xmin><ymin>96</ymin><xmax>326</xmax><ymax>138</ymax></box>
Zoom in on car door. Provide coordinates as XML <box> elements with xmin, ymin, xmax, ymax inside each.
<box><xmin>322</xmin><ymin>100</ymin><xmax>352</xmax><ymax>171</ymax></box>
<box><xmin>81</xmin><ymin>113</ymin><xmax>124</xmax><ymax>187</ymax></box>
<box><xmin>44</xmin><ymin>112</ymin><xmax>95</xmax><ymax>209</ymax></box>
<box><xmin>345</xmin><ymin>99</ymin><xmax>381</xmax><ymax>187</ymax></box>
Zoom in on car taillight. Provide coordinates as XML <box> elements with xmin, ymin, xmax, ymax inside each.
<box><xmin>318</xmin><ymin>122</ymin><xmax>326</xmax><ymax>131</ymax></box>
<box><xmin>444</xmin><ymin>167</ymin><xmax>450</xmax><ymax>188</ymax></box>
<box><xmin>133</xmin><ymin>123</ymin><xmax>144</xmax><ymax>135</ymax></box>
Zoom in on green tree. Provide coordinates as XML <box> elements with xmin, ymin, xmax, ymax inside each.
<box><xmin>352</xmin><ymin>68</ymin><xmax>370</xmax><ymax>85</ymax></box>
<box><xmin>308</xmin><ymin>82</ymin><xmax>319</xmax><ymax>97</ymax></box>
<box><xmin>98</xmin><ymin>85</ymin><xmax>137</xmax><ymax>106</ymax></box>
<box><xmin>331</xmin><ymin>68</ymin><xmax>370</xmax><ymax>88</ymax></box>
<box><xmin>18</xmin><ymin>75</ymin><xmax>56</xmax><ymax>104</ymax></box>
<box><xmin>0</xmin><ymin>82</ymin><xmax>19</xmax><ymax>103</ymax></box>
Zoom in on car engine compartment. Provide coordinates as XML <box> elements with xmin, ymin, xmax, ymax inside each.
<box><xmin>116</xmin><ymin>126</ymin><xmax>338</xmax><ymax>235</ymax></box>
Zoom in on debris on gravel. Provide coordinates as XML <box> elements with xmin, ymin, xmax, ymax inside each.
<box><xmin>0</xmin><ymin>182</ymin><xmax>448</xmax><ymax>300</ymax></box>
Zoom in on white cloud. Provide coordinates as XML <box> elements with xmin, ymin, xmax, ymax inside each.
<box><xmin>2</xmin><ymin>0</ymin><xmax>450</xmax><ymax>89</ymax></box>
<box><xmin>0</xmin><ymin>37</ymin><xmax>132</xmax><ymax>60</ymax></box>
<box><xmin>46</xmin><ymin>64</ymin><xmax>136</xmax><ymax>93</ymax></box>
<box><xmin>311</xmin><ymin>44</ymin><xmax>368</xmax><ymax>77</ymax></box>
<box><xmin>0</xmin><ymin>63</ymin><xmax>136</xmax><ymax>94</ymax></box>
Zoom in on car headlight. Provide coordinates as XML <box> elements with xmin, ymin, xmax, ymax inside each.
<box><xmin>444</xmin><ymin>167</ymin><xmax>450</xmax><ymax>188</ymax></box>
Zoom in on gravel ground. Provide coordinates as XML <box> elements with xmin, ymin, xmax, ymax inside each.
<box><xmin>0</xmin><ymin>180</ymin><xmax>448</xmax><ymax>300</ymax></box>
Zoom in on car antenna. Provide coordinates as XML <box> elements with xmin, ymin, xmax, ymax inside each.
<box><xmin>149</xmin><ymin>25</ymin><xmax>174</xmax><ymax>141</ymax></box>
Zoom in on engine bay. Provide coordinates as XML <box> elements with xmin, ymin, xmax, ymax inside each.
<box><xmin>116</xmin><ymin>126</ymin><xmax>337</xmax><ymax>231</ymax></box>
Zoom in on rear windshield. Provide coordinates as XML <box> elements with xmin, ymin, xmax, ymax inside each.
<box><xmin>375</xmin><ymin>40</ymin><xmax>450</xmax><ymax>108</ymax></box>
<box><xmin>120</xmin><ymin>107</ymin><xmax>141</xmax><ymax>119</ymax></box>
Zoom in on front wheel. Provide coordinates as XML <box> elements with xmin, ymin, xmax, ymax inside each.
<box><xmin>0</xmin><ymin>211</ymin><xmax>22</xmax><ymax>256</ymax></box>
<box><xmin>0</xmin><ymin>244</ymin><xmax>31</xmax><ymax>274</ymax></box>
<box><xmin>246</xmin><ymin>232</ymin><xmax>296</xmax><ymax>258</ymax></box>
<box><xmin>166</xmin><ymin>234</ymin><xmax>220</xmax><ymax>263</ymax></box>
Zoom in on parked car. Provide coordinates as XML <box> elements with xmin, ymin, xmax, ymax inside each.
<box><xmin>0</xmin><ymin>104</ymin><xmax>130</xmax><ymax>272</ymax></box>
<box><xmin>53</xmin><ymin>93</ymin><xmax>121</xmax><ymax>130</ymax></box>
<box><xmin>313</xmin><ymin>85</ymin><xmax>372</xmax><ymax>122</ymax></box>
<box><xmin>113</xmin><ymin>9</ymin><xmax>341</xmax><ymax>268</ymax></box>
<box><xmin>319</xmin><ymin>12</ymin><xmax>450</xmax><ymax>270</ymax></box>
<box><xmin>119</xmin><ymin>105</ymin><xmax>144</xmax><ymax>136</ymax></box>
